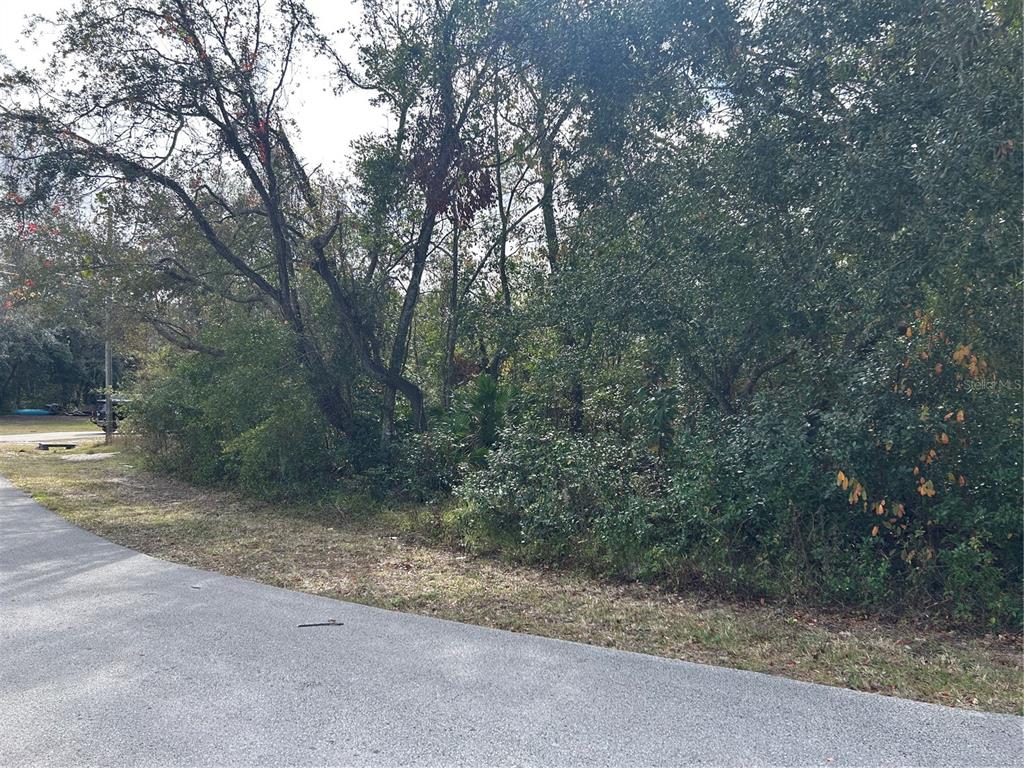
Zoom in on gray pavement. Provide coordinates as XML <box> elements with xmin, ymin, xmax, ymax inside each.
<box><xmin>1</xmin><ymin>477</ymin><xmax>1021</xmax><ymax>767</ymax></box>
<box><xmin>0</xmin><ymin>430</ymin><xmax>104</xmax><ymax>444</ymax></box>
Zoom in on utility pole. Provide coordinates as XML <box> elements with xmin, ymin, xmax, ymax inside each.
<box><xmin>104</xmin><ymin>206</ymin><xmax>114</xmax><ymax>445</ymax></box>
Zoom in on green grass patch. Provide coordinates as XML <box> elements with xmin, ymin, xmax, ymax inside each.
<box><xmin>0</xmin><ymin>415</ymin><xmax>97</xmax><ymax>435</ymax></box>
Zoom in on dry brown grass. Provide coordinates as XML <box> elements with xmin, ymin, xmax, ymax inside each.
<box><xmin>1</xmin><ymin>441</ymin><xmax>1020</xmax><ymax>715</ymax></box>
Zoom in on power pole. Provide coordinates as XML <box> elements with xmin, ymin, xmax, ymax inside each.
<box><xmin>104</xmin><ymin>206</ymin><xmax>114</xmax><ymax>445</ymax></box>
<box><xmin>104</xmin><ymin>339</ymin><xmax>113</xmax><ymax>443</ymax></box>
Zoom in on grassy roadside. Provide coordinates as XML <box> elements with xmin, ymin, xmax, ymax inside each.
<box><xmin>0</xmin><ymin>415</ymin><xmax>96</xmax><ymax>435</ymax></box>
<box><xmin>0</xmin><ymin>441</ymin><xmax>1020</xmax><ymax>715</ymax></box>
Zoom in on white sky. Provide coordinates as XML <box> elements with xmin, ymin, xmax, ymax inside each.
<box><xmin>0</xmin><ymin>0</ymin><xmax>386</xmax><ymax>173</ymax></box>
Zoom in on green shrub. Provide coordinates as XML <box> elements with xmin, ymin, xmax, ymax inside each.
<box><xmin>131</xmin><ymin>317</ymin><xmax>344</xmax><ymax>497</ymax></box>
<box><xmin>459</xmin><ymin>421</ymin><xmax>665</xmax><ymax>573</ymax></box>
<box><xmin>458</xmin><ymin>352</ymin><xmax>1022</xmax><ymax>628</ymax></box>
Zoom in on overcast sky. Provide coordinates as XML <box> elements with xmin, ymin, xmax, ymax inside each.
<box><xmin>0</xmin><ymin>0</ymin><xmax>386</xmax><ymax>172</ymax></box>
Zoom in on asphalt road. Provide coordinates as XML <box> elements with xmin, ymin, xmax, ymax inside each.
<box><xmin>1</xmin><ymin>478</ymin><xmax>1021</xmax><ymax>767</ymax></box>
<box><xmin>0</xmin><ymin>430</ymin><xmax>104</xmax><ymax>443</ymax></box>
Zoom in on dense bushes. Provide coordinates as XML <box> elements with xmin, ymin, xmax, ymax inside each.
<box><xmin>132</xmin><ymin>318</ymin><xmax>1021</xmax><ymax>627</ymax></box>
<box><xmin>458</xmin><ymin>342</ymin><xmax>1022</xmax><ymax>625</ymax></box>
<box><xmin>131</xmin><ymin>318</ymin><xmax>343</xmax><ymax>498</ymax></box>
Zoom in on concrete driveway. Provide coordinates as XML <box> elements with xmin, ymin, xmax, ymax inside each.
<box><xmin>1</xmin><ymin>477</ymin><xmax>1020</xmax><ymax>767</ymax></box>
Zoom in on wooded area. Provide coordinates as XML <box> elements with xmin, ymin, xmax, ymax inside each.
<box><xmin>1</xmin><ymin>0</ymin><xmax>1020</xmax><ymax>626</ymax></box>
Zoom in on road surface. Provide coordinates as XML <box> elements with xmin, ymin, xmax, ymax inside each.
<box><xmin>1</xmin><ymin>477</ymin><xmax>1020</xmax><ymax>766</ymax></box>
<box><xmin>0</xmin><ymin>430</ymin><xmax>104</xmax><ymax>443</ymax></box>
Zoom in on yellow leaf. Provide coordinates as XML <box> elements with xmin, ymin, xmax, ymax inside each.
<box><xmin>905</xmin><ymin>327</ymin><xmax>913</xmax><ymax>338</ymax></box>
<box><xmin>875</xmin><ymin>500</ymin><xmax>886</xmax><ymax>516</ymax></box>
<box><xmin>836</xmin><ymin>470</ymin><xmax>847</xmax><ymax>489</ymax></box>
<box><xmin>848</xmin><ymin>482</ymin><xmax>863</xmax><ymax>504</ymax></box>
<box><xmin>938</xmin><ymin>432</ymin><xmax>949</xmax><ymax>444</ymax></box>
<box><xmin>871</xmin><ymin>525</ymin><xmax>879</xmax><ymax>536</ymax></box>
<box><xmin>913</xmin><ymin>466</ymin><xmax>920</xmax><ymax>476</ymax></box>
<box><xmin>956</xmin><ymin>409</ymin><xmax>965</xmax><ymax>422</ymax></box>
<box><xmin>947</xmin><ymin>472</ymin><xmax>955</xmax><ymax>482</ymax></box>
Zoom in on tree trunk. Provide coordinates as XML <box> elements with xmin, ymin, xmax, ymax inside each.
<box><xmin>295</xmin><ymin>332</ymin><xmax>354</xmax><ymax>434</ymax></box>
<box><xmin>310</xmin><ymin>246</ymin><xmax>426</xmax><ymax>442</ymax></box>
<box><xmin>441</xmin><ymin>226</ymin><xmax>460</xmax><ymax>410</ymax></box>
<box><xmin>380</xmin><ymin>210</ymin><xmax>437</xmax><ymax>444</ymax></box>
<box><xmin>538</xmin><ymin>131</ymin><xmax>583</xmax><ymax>431</ymax></box>
<box><xmin>539</xmin><ymin>136</ymin><xmax>560</xmax><ymax>271</ymax></box>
